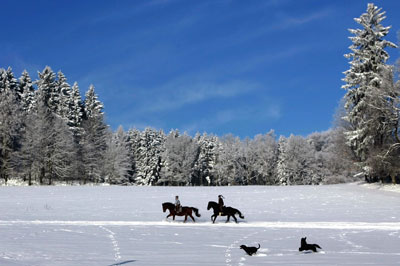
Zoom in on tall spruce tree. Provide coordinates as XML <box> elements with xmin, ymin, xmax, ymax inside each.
<box><xmin>30</xmin><ymin>70</ymin><xmax>75</xmax><ymax>184</ymax></box>
<box><xmin>36</xmin><ymin>66</ymin><xmax>58</xmax><ymax>112</ymax></box>
<box><xmin>0</xmin><ymin>68</ymin><xmax>23</xmax><ymax>183</ymax></box>
<box><xmin>126</xmin><ymin>128</ymin><xmax>141</xmax><ymax>183</ymax></box>
<box><xmin>192</xmin><ymin>133</ymin><xmax>218</xmax><ymax>186</ymax></box>
<box><xmin>56</xmin><ymin>71</ymin><xmax>72</xmax><ymax>120</ymax></box>
<box><xmin>68</xmin><ymin>82</ymin><xmax>84</xmax><ymax>137</ymax></box>
<box><xmin>19</xmin><ymin>70</ymin><xmax>36</xmax><ymax>113</ymax></box>
<box><xmin>342</xmin><ymin>3</ymin><xmax>398</xmax><ymax>179</ymax></box>
<box><xmin>134</xmin><ymin>128</ymin><xmax>165</xmax><ymax>186</ymax></box>
<box><xmin>82</xmin><ymin>85</ymin><xmax>108</xmax><ymax>183</ymax></box>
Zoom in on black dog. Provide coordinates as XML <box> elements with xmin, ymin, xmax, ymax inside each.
<box><xmin>298</xmin><ymin>237</ymin><xmax>322</xmax><ymax>252</ymax></box>
<box><xmin>240</xmin><ymin>244</ymin><xmax>260</xmax><ymax>256</ymax></box>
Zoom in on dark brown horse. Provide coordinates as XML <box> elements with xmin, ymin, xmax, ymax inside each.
<box><xmin>207</xmin><ymin>201</ymin><xmax>244</xmax><ymax>223</ymax></box>
<box><xmin>162</xmin><ymin>202</ymin><xmax>201</xmax><ymax>222</ymax></box>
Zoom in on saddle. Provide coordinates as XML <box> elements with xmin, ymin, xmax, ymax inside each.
<box><xmin>175</xmin><ymin>206</ymin><xmax>182</xmax><ymax>214</ymax></box>
<box><xmin>219</xmin><ymin>206</ymin><xmax>226</xmax><ymax>216</ymax></box>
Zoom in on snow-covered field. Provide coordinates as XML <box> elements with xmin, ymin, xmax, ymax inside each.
<box><xmin>0</xmin><ymin>184</ymin><xmax>399</xmax><ymax>265</ymax></box>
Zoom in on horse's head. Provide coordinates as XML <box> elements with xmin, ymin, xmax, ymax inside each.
<box><xmin>207</xmin><ymin>201</ymin><xmax>212</xmax><ymax>210</ymax></box>
<box><xmin>162</xmin><ymin>203</ymin><xmax>167</xmax><ymax>213</ymax></box>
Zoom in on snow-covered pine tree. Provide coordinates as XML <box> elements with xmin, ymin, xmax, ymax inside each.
<box><xmin>65</xmin><ymin>82</ymin><xmax>85</xmax><ymax>182</ymax></box>
<box><xmin>342</xmin><ymin>3</ymin><xmax>398</xmax><ymax>178</ymax></box>
<box><xmin>134</xmin><ymin>128</ymin><xmax>165</xmax><ymax>186</ymax></box>
<box><xmin>19</xmin><ymin>70</ymin><xmax>36</xmax><ymax>113</ymax></box>
<box><xmin>81</xmin><ymin>85</ymin><xmax>108</xmax><ymax>183</ymax></box>
<box><xmin>15</xmin><ymin>87</ymin><xmax>72</xmax><ymax>185</ymax></box>
<box><xmin>0</xmin><ymin>68</ymin><xmax>23</xmax><ymax>183</ymax></box>
<box><xmin>67</xmin><ymin>82</ymin><xmax>84</xmax><ymax>138</ymax></box>
<box><xmin>36</xmin><ymin>66</ymin><xmax>59</xmax><ymax>113</ymax></box>
<box><xmin>1</xmin><ymin>67</ymin><xmax>20</xmax><ymax>98</ymax></box>
<box><xmin>276</xmin><ymin>135</ymin><xmax>288</xmax><ymax>185</ymax></box>
<box><xmin>126</xmin><ymin>128</ymin><xmax>141</xmax><ymax>183</ymax></box>
<box><xmin>55</xmin><ymin>71</ymin><xmax>72</xmax><ymax>120</ymax></box>
<box><xmin>192</xmin><ymin>133</ymin><xmax>218</xmax><ymax>186</ymax></box>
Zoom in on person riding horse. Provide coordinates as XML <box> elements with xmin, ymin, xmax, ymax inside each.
<box><xmin>218</xmin><ymin>195</ymin><xmax>225</xmax><ymax>215</ymax></box>
<box><xmin>175</xmin><ymin>195</ymin><xmax>182</xmax><ymax>214</ymax></box>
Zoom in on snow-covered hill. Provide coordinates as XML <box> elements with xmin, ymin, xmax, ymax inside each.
<box><xmin>0</xmin><ymin>184</ymin><xmax>399</xmax><ymax>265</ymax></box>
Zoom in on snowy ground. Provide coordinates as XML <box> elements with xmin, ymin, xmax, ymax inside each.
<box><xmin>0</xmin><ymin>184</ymin><xmax>399</xmax><ymax>265</ymax></box>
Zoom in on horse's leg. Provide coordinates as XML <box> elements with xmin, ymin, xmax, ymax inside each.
<box><xmin>166</xmin><ymin>214</ymin><xmax>172</xmax><ymax>219</ymax></box>
<box><xmin>226</xmin><ymin>215</ymin><xmax>230</xmax><ymax>223</ymax></box>
<box><xmin>173</xmin><ymin>214</ymin><xmax>176</xmax><ymax>221</ymax></box>
<box><xmin>184</xmin><ymin>214</ymin><xmax>187</xmax><ymax>223</ymax></box>
<box><xmin>190</xmin><ymin>214</ymin><xmax>195</xmax><ymax>222</ymax></box>
<box><xmin>233</xmin><ymin>215</ymin><xmax>238</xmax><ymax>223</ymax></box>
<box><xmin>212</xmin><ymin>214</ymin><xmax>217</xmax><ymax>223</ymax></box>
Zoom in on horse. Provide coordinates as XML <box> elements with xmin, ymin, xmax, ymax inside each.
<box><xmin>207</xmin><ymin>201</ymin><xmax>244</xmax><ymax>223</ymax></box>
<box><xmin>162</xmin><ymin>202</ymin><xmax>201</xmax><ymax>222</ymax></box>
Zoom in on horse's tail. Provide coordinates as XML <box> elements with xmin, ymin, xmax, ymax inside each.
<box><xmin>237</xmin><ymin>209</ymin><xmax>244</xmax><ymax>219</ymax></box>
<box><xmin>314</xmin><ymin>244</ymin><xmax>322</xmax><ymax>249</ymax></box>
<box><xmin>257</xmin><ymin>244</ymin><xmax>260</xmax><ymax>250</ymax></box>
<box><xmin>192</xmin><ymin>207</ymin><xmax>201</xmax><ymax>217</ymax></box>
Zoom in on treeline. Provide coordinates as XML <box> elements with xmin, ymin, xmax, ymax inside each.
<box><xmin>0</xmin><ymin>66</ymin><xmax>356</xmax><ymax>186</ymax></box>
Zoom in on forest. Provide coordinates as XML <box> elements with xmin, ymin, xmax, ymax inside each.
<box><xmin>0</xmin><ymin>3</ymin><xmax>399</xmax><ymax>186</ymax></box>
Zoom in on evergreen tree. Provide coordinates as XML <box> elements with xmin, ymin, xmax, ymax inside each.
<box><xmin>192</xmin><ymin>133</ymin><xmax>218</xmax><ymax>186</ymax></box>
<box><xmin>19</xmin><ymin>70</ymin><xmax>36</xmax><ymax>113</ymax></box>
<box><xmin>36</xmin><ymin>66</ymin><xmax>58</xmax><ymax>112</ymax></box>
<box><xmin>82</xmin><ymin>85</ymin><xmax>108</xmax><ymax>183</ymax></box>
<box><xmin>342</xmin><ymin>3</ymin><xmax>398</xmax><ymax>178</ymax></box>
<box><xmin>68</xmin><ymin>82</ymin><xmax>84</xmax><ymax>137</ymax></box>
<box><xmin>56</xmin><ymin>71</ymin><xmax>72</xmax><ymax>120</ymax></box>
<box><xmin>134</xmin><ymin>128</ymin><xmax>165</xmax><ymax>185</ymax></box>
<box><xmin>126</xmin><ymin>128</ymin><xmax>142</xmax><ymax>183</ymax></box>
<box><xmin>276</xmin><ymin>135</ymin><xmax>288</xmax><ymax>185</ymax></box>
<box><xmin>0</xmin><ymin>68</ymin><xmax>18</xmax><ymax>95</ymax></box>
<box><xmin>0</xmin><ymin>68</ymin><xmax>23</xmax><ymax>183</ymax></box>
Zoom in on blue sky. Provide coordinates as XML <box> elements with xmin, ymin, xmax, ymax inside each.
<box><xmin>1</xmin><ymin>0</ymin><xmax>400</xmax><ymax>138</ymax></box>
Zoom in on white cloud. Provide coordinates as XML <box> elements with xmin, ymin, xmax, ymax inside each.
<box><xmin>138</xmin><ymin>79</ymin><xmax>259</xmax><ymax>113</ymax></box>
<box><xmin>181</xmin><ymin>101</ymin><xmax>282</xmax><ymax>135</ymax></box>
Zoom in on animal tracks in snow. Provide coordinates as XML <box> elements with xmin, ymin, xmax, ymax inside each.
<box><xmin>225</xmin><ymin>230</ymin><xmax>260</xmax><ymax>266</ymax></box>
<box><xmin>1</xmin><ymin>220</ymin><xmax>400</xmax><ymax>230</ymax></box>
<box><xmin>99</xmin><ymin>226</ymin><xmax>121</xmax><ymax>261</ymax></box>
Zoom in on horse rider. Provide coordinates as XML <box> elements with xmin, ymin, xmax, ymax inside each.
<box><xmin>175</xmin><ymin>195</ymin><xmax>182</xmax><ymax>214</ymax></box>
<box><xmin>218</xmin><ymin>195</ymin><xmax>225</xmax><ymax>215</ymax></box>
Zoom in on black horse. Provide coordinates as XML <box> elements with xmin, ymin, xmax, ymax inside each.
<box><xmin>207</xmin><ymin>201</ymin><xmax>244</xmax><ymax>223</ymax></box>
<box><xmin>162</xmin><ymin>202</ymin><xmax>201</xmax><ymax>222</ymax></box>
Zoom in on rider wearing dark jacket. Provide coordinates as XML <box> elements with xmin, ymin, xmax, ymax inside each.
<box><xmin>218</xmin><ymin>195</ymin><xmax>225</xmax><ymax>214</ymax></box>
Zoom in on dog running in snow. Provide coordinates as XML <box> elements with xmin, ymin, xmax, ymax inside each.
<box><xmin>298</xmin><ymin>237</ymin><xmax>322</xmax><ymax>252</ymax></box>
<box><xmin>240</xmin><ymin>244</ymin><xmax>260</xmax><ymax>256</ymax></box>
